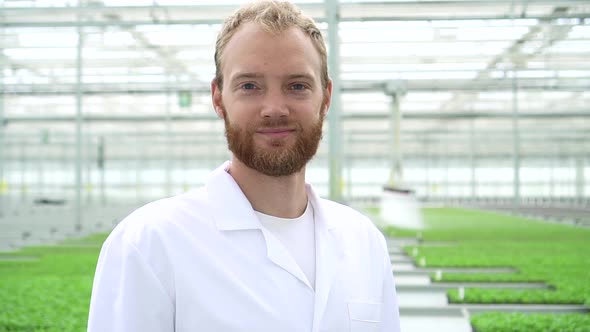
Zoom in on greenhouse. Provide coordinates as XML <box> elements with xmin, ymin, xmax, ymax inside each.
<box><xmin>0</xmin><ymin>0</ymin><xmax>589</xmax><ymax>331</ymax></box>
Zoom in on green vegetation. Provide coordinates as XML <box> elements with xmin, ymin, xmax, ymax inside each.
<box><xmin>382</xmin><ymin>208</ymin><xmax>590</xmax><ymax>306</ymax></box>
<box><xmin>380</xmin><ymin>207</ymin><xmax>590</xmax><ymax>332</ymax></box>
<box><xmin>3</xmin><ymin>208</ymin><xmax>589</xmax><ymax>331</ymax></box>
<box><xmin>471</xmin><ymin>313</ymin><xmax>590</xmax><ymax>332</ymax></box>
<box><xmin>448</xmin><ymin>288</ymin><xmax>583</xmax><ymax>305</ymax></box>
<box><xmin>0</xmin><ymin>235</ymin><xmax>109</xmax><ymax>332</ymax></box>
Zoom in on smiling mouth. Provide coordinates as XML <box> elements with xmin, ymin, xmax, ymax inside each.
<box><xmin>257</xmin><ymin>128</ymin><xmax>296</xmax><ymax>139</ymax></box>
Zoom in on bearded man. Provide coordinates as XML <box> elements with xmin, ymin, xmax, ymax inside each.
<box><xmin>88</xmin><ymin>1</ymin><xmax>401</xmax><ymax>331</ymax></box>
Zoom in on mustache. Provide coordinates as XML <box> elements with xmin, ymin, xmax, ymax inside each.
<box><xmin>259</xmin><ymin>118</ymin><xmax>290</xmax><ymax>128</ymax></box>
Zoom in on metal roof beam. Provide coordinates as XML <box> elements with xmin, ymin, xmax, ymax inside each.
<box><xmin>1</xmin><ymin>77</ymin><xmax>588</xmax><ymax>95</ymax></box>
<box><xmin>4</xmin><ymin>110</ymin><xmax>589</xmax><ymax>123</ymax></box>
<box><xmin>2</xmin><ymin>2</ymin><xmax>589</xmax><ymax>27</ymax></box>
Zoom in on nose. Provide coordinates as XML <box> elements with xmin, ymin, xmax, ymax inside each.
<box><xmin>260</xmin><ymin>89</ymin><xmax>289</xmax><ymax>118</ymax></box>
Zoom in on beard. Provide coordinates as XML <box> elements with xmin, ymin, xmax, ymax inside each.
<box><xmin>222</xmin><ymin>106</ymin><xmax>324</xmax><ymax>177</ymax></box>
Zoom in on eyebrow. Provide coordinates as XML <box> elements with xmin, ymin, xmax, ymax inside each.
<box><xmin>230</xmin><ymin>72</ymin><xmax>264</xmax><ymax>83</ymax></box>
<box><xmin>229</xmin><ymin>72</ymin><xmax>316</xmax><ymax>83</ymax></box>
<box><xmin>285</xmin><ymin>73</ymin><xmax>315</xmax><ymax>81</ymax></box>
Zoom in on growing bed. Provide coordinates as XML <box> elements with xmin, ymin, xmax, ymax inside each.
<box><xmin>383</xmin><ymin>207</ymin><xmax>590</xmax><ymax>332</ymax></box>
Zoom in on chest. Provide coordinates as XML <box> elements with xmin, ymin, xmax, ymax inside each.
<box><xmin>165</xmin><ymin>221</ymin><xmax>383</xmax><ymax>332</ymax></box>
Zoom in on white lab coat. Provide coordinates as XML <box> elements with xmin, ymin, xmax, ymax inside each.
<box><xmin>88</xmin><ymin>162</ymin><xmax>401</xmax><ymax>332</ymax></box>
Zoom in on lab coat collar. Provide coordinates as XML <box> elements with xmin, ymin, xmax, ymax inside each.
<box><xmin>206</xmin><ymin>161</ymin><xmax>341</xmax><ymax>232</ymax></box>
<box><xmin>206</xmin><ymin>161</ymin><xmax>346</xmax><ymax>311</ymax></box>
<box><xmin>206</xmin><ymin>161</ymin><xmax>262</xmax><ymax>231</ymax></box>
<box><xmin>305</xmin><ymin>182</ymin><xmax>339</xmax><ymax>230</ymax></box>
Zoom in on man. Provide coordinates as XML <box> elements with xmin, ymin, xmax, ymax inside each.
<box><xmin>87</xmin><ymin>1</ymin><xmax>401</xmax><ymax>331</ymax></box>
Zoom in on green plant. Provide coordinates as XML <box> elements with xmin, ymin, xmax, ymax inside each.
<box><xmin>471</xmin><ymin>312</ymin><xmax>590</xmax><ymax>332</ymax></box>
<box><xmin>0</xmin><ymin>234</ymin><xmax>108</xmax><ymax>332</ymax></box>
<box><xmin>379</xmin><ymin>207</ymin><xmax>590</xmax><ymax>332</ymax></box>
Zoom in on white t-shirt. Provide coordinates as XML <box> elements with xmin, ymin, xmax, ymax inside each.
<box><xmin>255</xmin><ymin>202</ymin><xmax>316</xmax><ymax>290</ymax></box>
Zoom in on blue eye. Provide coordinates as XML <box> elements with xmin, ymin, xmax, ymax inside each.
<box><xmin>242</xmin><ymin>83</ymin><xmax>256</xmax><ymax>90</ymax></box>
<box><xmin>291</xmin><ymin>83</ymin><xmax>306</xmax><ymax>90</ymax></box>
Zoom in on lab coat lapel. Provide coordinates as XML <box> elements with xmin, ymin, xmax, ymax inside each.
<box><xmin>207</xmin><ymin>162</ymin><xmax>313</xmax><ymax>288</ymax></box>
<box><xmin>308</xmin><ymin>185</ymin><xmax>345</xmax><ymax>332</ymax></box>
<box><xmin>261</xmin><ymin>228</ymin><xmax>314</xmax><ymax>289</ymax></box>
<box><xmin>207</xmin><ymin>162</ymin><xmax>261</xmax><ymax>231</ymax></box>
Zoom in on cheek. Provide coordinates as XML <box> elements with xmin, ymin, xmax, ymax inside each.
<box><xmin>223</xmin><ymin>97</ymin><xmax>258</xmax><ymax>116</ymax></box>
<box><xmin>222</xmin><ymin>105</ymin><xmax>254</xmax><ymax>130</ymax></box>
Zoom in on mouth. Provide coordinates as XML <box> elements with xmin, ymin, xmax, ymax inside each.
<box><xmin>256</xmin><ymin>127</ymin><xmax>296</xmax><ymax>139</ymax></box>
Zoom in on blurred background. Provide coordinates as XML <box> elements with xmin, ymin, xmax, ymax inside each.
<box><xmin>0</xmin><ymin>0</ymin><xmax>588</xmax><ymax>213</ymax></box>
<box><xmin>0</xmin><ymin>1</ymin><xmax>589</xmax><ymax>332</ymax></box>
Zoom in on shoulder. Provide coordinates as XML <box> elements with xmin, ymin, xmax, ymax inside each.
<box><xmin>318</xmin><ymin>198</ymin><xmax>374</xmax><ymax>226</ymax></box>
<box><xmin>107</xmin><ymin>187</ymin><xmax>210</xmax><ymax>248</ymax></box>
<box><xmin>318</xmin><ymin>198</ymin><xmax>385</xmax><ymax>241</ymax></box>
<box><xmin>317</xmin><ymin>198</ymin><xmax>390</xmax><ymax>268</ymax></box>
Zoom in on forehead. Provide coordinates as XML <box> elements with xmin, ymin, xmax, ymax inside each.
<box><xmin>221</xmin><ymin>22</ymin><xmax>322</xmax><ymax>83</ymax></box>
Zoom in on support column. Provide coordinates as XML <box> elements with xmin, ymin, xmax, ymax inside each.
<box><xmin>136</xmin><ymin>136</ymin><xmax>142</xmax><ymax>204</ymax></box>
<box><xmin>85</xmin><ymin>135</ymin><xmax>92</xmax><ymax>204</ymax></box>
<box><xmin>75</xmin><ymin>6</ymin><xmax>84</xmax><ymax>232</ymax></box>
<box><xmin>424</xmin><ymin>137</ymin><xmax>430</xmax><ymax>200</ymax></box>
<box><xmin>326</xmin><ymin>0</ymin><xmax>343</xmax><ymax>202</ymax></box>
<box><xmin>345</xmin><ymin>134</ymin><xmax>352</xmax><ymax>201</ymax></box>
<box><xmin>469</xmin><ymin>118</ymin><xmax>476</xmax><ymax>199</ymax></box>
<box><xmin>511</xmin><ymin>68</ymin><xmax>521</xmax><ymax>205</ymax></box>
<box><xmin>98</xmin><ymin>136</ymin><xmax>106</xmax><ymax>205</ymax></box>
<box><xmin>165</xmin><ymin>79</ymin><xmax>172</xmax><ymax>197</ymax></box>
<box><xmin>379</xmin><ymin>87</ymin><xmax>423</xmax><ymax>230</ymax></box>
<box><xmin>576</xmin><ymin>158</ymin><xmax>584</xmax><ymax>202</ymax></box>
<box><xmin>0</xmin><ymin>21</ymin><xmax>5</xmax><ymax>217</ymax></box>
<box><xmin>38</xmin><ymin>131</ymin><xmax>45</xmax><ymax>203</ymax></box>
<box><xmin>20</xmin><ymin>143</ymin><xmax>25</xmax><ymax>202</ymax></box>
<box><xmin>443</xmin><ymin>133</ymin><xmax>449</xmax><ymax>200</ymax></box>
<box><xmin>550</xmin><ymin>157</ymin><xmax>555</xmax><ymax>198</ymax></box>
<box><xmin>386</xmin><ymin>91</ymin><xmax>404</xmax><ymax>189</ymax></box>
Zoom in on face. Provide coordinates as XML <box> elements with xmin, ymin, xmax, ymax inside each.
<box><xmin>212</xmin><ymin>23</ymin><xmax>332</xmax><ymax>177</ymax></box>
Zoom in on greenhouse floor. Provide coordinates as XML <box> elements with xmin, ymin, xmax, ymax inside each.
<box><xmin>388</xmin><ymin>237</ymin><xmax>589</xmax><ymax>332</ymax></box>
<box><xmin>389</xmin><ymin>239</ymin><xmax>472</xmax><ymax>332</ymax></box>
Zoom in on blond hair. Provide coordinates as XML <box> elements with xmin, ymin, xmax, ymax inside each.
<box><xmin>214</xmin><ymin>0</ymin><xmax>328</xmax><ymax>90</ymax></box>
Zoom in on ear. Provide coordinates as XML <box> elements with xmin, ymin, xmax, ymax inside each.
<box><xmin>321</xmin><ymin>79</ymin><xmax>333</xmax><ymax>117</ymax></box>
<box><xmin>211</xmin><ymin>79</ymin><xmax>225</xmax><ymax>119</ymax></box>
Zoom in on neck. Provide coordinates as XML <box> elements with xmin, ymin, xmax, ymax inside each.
<box><xmin>228</xmin><ymin>157</ymin><xmax>308</xmax><ymax>218</ymax></box>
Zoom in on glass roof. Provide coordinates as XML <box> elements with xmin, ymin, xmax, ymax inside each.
<box><xmin>0</xmin><ymin>0</ymin><xmax>588</xmax><ymax>159</ymax></box>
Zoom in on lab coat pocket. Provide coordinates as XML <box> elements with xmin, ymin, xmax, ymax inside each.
<box><xmin>347</xmin><ymin>301</ymin><xmax>381</xmax><ymax>332</ymax></box>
